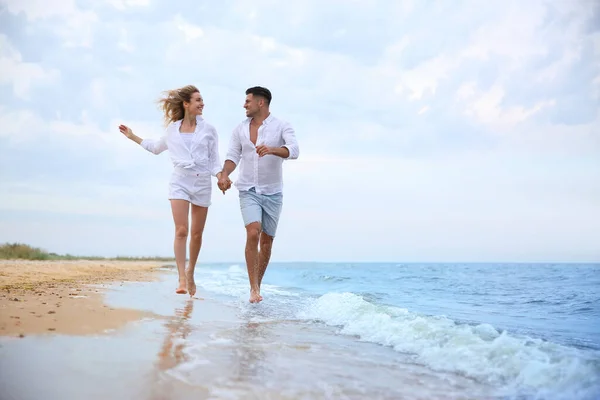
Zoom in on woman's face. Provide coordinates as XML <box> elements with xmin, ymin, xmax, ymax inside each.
<box><xmin>185</xmin><ymin>91</ymin><xmax>204</xmax><ymax>116</ymax></box>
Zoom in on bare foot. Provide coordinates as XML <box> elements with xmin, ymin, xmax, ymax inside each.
<box><xmin>186</xmin><ymin>269</ymin><xmax>196</xmax><ymax>298</ymax></box>
<box><xmin>249</xmin><ymin>290</ymin><xmax>262</xmax><ymax>303</ymax></box>
<box><xmin>176</xmin><ymin>279</ymin><xmax>187</xmax><ymax>295</ymax></box>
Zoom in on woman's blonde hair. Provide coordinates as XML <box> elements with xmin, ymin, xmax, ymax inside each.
<box><xmin>157</xmin><ymin>85</ymin><xmax>199</xmax><ymax>125</ymax></box>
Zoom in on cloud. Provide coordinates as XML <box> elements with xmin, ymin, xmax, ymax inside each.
<box><xmin>116</xmin><ymin>28</ymin><xmax>134</xmax><ymax>52</ymax></box>
<box><xmin>0</xmin><ymin>35</ymin><xmax>60</xmax><ymax>99</ymax></box>
<box><xmin>105</xmin><ymin>0</ymin><xmax>150</xmax><ymax>10</ymax></box>
<box><xmin>89</xmin><ymin>78</ymin><xmax>109</xmax><ymax>110</ymax></box>
<box><xmin>2</xmin><ymin>0</ymin><xmax>99</xmax><ymax>47</ymax></box>
<box><xmin>2</xmin><ymin>0</ymin><xmax>79</xmax><ymax>20</ymax></box>
<box><xmin>173</xmin><ymin>15</ymin><xmax>205</xmax><ymax>41</ymax></box>
<box><xmin>456</xmin><ymin>83</ymin><xmax>556</xmax><ymax>129</ymax></box>
<box><xmin>0</xmin><ymin>0</ymin><xmax>598</xmax><ymax>261</ymax></box>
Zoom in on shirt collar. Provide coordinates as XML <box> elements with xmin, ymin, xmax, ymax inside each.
<box><xmin>246</xmin><ymin>113</ymin><xmax>273</xmax><ymax>125</ymax></box>
<box><xmin>263</xmin><ymin>113</ymin><xmax>273</xmax><ymax>125</ymax></box>
<box><xmin>173</xmin><ymin>115</ymin><xmax>203</xmax><ymax>132</ymax></box>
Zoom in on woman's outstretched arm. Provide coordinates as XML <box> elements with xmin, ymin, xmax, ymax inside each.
<box><xmin>119</xmin><ymin>124</ymin><xmax>167</xmax><ymax>154</ymax></box>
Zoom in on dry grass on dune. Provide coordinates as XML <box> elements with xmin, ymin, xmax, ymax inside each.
<box><xmin>0</xmin><ymin>243</ymin><xmax>56</xmax><ymax>260</ymax></box>
<box><xmin>0</xmin><ymin>242</ymin><xmax>174</xmax><ymax>262</ymax></box>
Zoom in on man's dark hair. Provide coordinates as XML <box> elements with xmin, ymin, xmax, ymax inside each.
<box><xmin>246</xmin><ymin>86</ymin><xmax>272</xmax><ymax>105</ymax></box>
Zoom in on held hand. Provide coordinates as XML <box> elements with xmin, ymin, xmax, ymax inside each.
<box><xmin>217</xmin><ymin>173</ymin><xmax>232</xmax><ymax>194</ymax></box>
<box><xmin>219</xmin><ymin>178</ymin><xmax>232</xmax><ymax>194</ymax></box>
<box><xmin>255</xmin><ymin>145</ymin><xmax>273</xmax><ymax>157</ymax></box>
<box><xmin>118</xmin><ymin>124</ymin><xmax>134</xmax><ymax>139</ymax></box>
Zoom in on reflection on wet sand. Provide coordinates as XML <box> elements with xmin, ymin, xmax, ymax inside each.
<box><xmin>149</xmin><ymin>301</ymin><xmax>276</xmax><ymax>398</ymax></box>
<box><xmin>147</xmin><ymin>299</ymin><xmax>204</xmax><ymax>400</ymax></box>
<box><xmin>156</xmin><ymin>299</ymin><xmax>194</xmax><ymax>371</ymax></box>
<box><xmin>232</xmin><ymin>321</ymin><xmax>269</xmax><ymax>382</ymax></box>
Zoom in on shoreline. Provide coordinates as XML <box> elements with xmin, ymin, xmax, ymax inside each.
<box><xmin>2</xmin><ymin>262</ymin><xmax>595</xmax><ymax>399</ymax></box>
<box><xmin>0</xmin><ymin>275</ymin><xmax>498</xmax><ymax>400</ymax></box>
<box><xmin>0</xmin><ymin>259</ymin><xmax>170</xmax><ymax>337</ymax></box>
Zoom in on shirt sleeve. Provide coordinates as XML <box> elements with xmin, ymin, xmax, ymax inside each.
<box><xmin>209</xmin><ymin>126</ymin><xmax>222</xmax><ymax>177</ymax></box>
<box><xmin>225</xmin><ymin>125</ymin><xmax>242</xmax><ymax>166</ymax></box>
<box><xmin>281</xmin><ymin>122</ymin><xmax>299</xmax><ymax>160</ymax></box>
<box><xmin>140</xmin><ymin>130</ymin><xmax>168</xmax><ymax>155</ymax></box>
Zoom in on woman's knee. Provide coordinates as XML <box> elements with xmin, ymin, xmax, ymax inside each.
<box><xmin>175</xmin><ymin>225</ymin><xmax>189</xmax><ymax>239</ymax></box>
<box><xmin>190</xmin><ymin>230</ymin><xmax>203</xmax><ymax>242</ymax></box>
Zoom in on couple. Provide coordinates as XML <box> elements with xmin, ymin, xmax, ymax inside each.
<box><xmin>119</xmin><ymin>85</ymin><xmax>299</xmax><ymax>303</ymax></box>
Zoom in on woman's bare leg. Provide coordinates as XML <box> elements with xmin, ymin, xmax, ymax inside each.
<box><xmin>170</xmin><ymin>200</ymin><xmax>190</xmax><ymax>294</ymax></box>
<box><xmin>186</xmin><ymin>204</ymin><xmax>208</xmax><ymax>297</ymax></box>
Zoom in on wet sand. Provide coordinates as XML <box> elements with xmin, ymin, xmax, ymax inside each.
<box><xmin>0</xmin><ymin>259</ymin><xmax>166</xmax><ymax>336</ymax></box>
<box><xmin>0</xmin><ymin>272</ymin><xmax>497</xmax><ymax>400</ymax></box>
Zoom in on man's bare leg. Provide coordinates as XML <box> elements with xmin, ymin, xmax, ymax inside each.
<box><xmin>170</xmin><ymin>200</ymin><xmax>190</xmax><ymax>294</ymax></box>
<box><xmin>245</xmin><ymin>222</ymin><xmax>262</xmax><ymax>303</ymax></box>
<box><xmin>256</xmin><ymin>232</ymin><xmax>274</xmax><ymax>301</ymax></box>
<box><xmin>186</xmin><ymin>204</ymin><xmax>208</xmax><ymax>297</ymax></box>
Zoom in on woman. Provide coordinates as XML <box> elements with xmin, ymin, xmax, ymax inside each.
<box><xmin>118</xmin><ymin>85</ymin><xmax>230</xmax><ymax>297</ymax></box>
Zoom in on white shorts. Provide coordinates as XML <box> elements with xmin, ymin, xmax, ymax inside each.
<box><xmin>168</xmin><ymin>170</ymin><xmax>212</xmax><ymax>207</ymax></box>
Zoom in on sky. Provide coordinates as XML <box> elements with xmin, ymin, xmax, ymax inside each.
<box><xmin>0</xmin><ymin>0</ymin><xmax>599</xmax><ymax>263</ymax></box>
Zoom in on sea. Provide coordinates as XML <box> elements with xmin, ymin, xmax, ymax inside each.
<box><xmin>173</xmin><ymin>262</ymin><xmax>600</xmax><ymax>399</ymax></box>
<box><xmin>1</xmin><ymin>262</ymin><xmax>599</xmax><ymax>400</ymax></box>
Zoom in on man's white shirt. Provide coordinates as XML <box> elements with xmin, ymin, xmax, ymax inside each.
<box><xmin>225</xmin><ymin>114</ymin><xmax>299</xmax><ymax>195</ymax></box>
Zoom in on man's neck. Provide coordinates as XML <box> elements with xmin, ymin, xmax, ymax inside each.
<box><xmin>251</xmin><ymin>111</ymin><xmax>270</xmax><ymax>125</ymax></box>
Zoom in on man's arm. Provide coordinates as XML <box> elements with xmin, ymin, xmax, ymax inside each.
<box><xmin>258</xmin><ymin>146</ymin><xmax>289</xmax><ymax>158</ymax></box>
<box><xmin>280</xmin><ymin>122</ymin><xmax>299</xmax><ymax>159</ymax></box>
<box><xmin>256</xmin><ymin>122</ymin><xmax>299</xmax><ymax>159</ymax></box>
<box><xmin>218</xmin><ymin>127</ymin><xmax>242</xmax><ymax>191</ymax></box>
<box><xmin>221</xmin><ymin>159</ymin><xmax>237</xmax><ymax>176</ymax></box>
<box><xmin>221</xmin><ymin>126</ymin><xmax>242</xmax><ymax>176</ymax></box>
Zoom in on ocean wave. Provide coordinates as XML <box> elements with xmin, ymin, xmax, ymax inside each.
<box><xmin>197</xmin><ymin>264</ymin><xmax>299</xmax><ymax>299</ymax></box>
<box><xmin>298</xmin><ymin>292</ymin><xmax>600</xmax><ymax>400</ymax></box>
<box><xmin>319</xmin><ymin>275</ymin><xmax>351</xmax><ymax>282</ymax></box>
<box><xmin>298</xmin><ymin>271</ymin><xmax>352</xmax><ymax>283</ymax></box>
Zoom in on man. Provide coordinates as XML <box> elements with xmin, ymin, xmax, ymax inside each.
<box><xmin>218</xmin><ymin>86</ymin><xmax>299</xmax><ymax>303</ymax></box>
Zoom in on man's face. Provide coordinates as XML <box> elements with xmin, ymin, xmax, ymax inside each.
<box><xmin>244</xmin><ymin>94</ymin><xmax>261</xmax><ymax>117</ymax></box>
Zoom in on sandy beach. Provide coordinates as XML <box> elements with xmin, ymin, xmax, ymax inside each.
<box><xmin>0</xmin><ymin>259</ymin><xmax>167</xmax><ymax>336</ymax></box>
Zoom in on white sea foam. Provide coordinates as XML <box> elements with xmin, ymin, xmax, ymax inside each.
<box><xmin>197</xmin><ymin>264</ymin><xmax>298</xmax><ymax>298</ymax></box>
<box><xmin>208</xmin><ymin>338</ymin><xmax>235</xmax><ymax>345</ymax></box>
<box><xmin>298</xmin><ymin>292</ymin><xmax>600</xmax><ymax>400</ymax></box>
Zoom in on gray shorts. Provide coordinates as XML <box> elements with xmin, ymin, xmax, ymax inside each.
<box><xmin>239</xmin><ymin>187</ymin><xmax>283</xmax><ymax>237</ymax></box>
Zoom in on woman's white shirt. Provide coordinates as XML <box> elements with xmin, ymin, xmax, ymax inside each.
<box><xmin>140</xmin><ymin>116</ymin><xmax>221</xmax><ymax>177</ymax></box>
